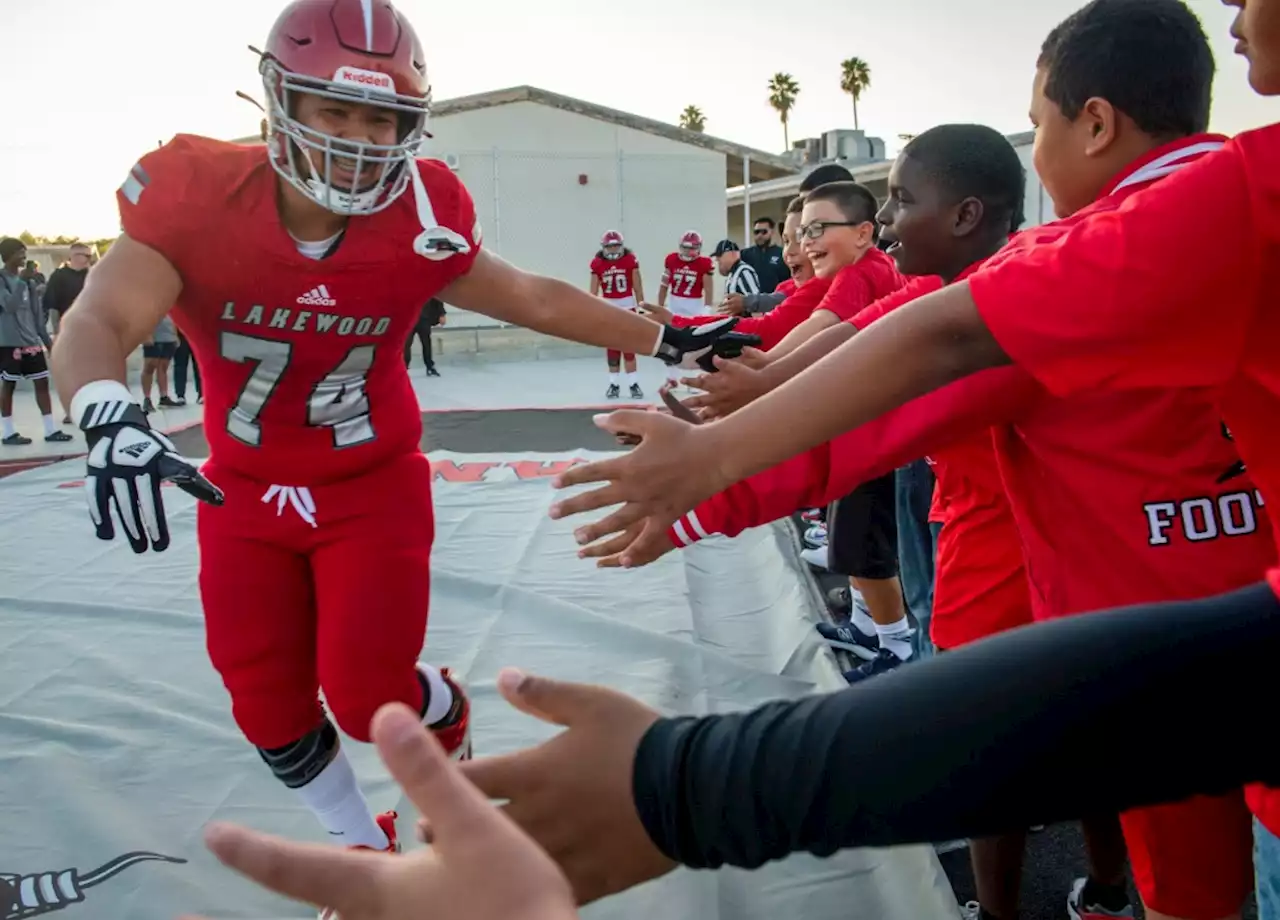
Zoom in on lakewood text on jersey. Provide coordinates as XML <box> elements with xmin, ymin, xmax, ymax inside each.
<box><xmin>219</xmin><ymin>301</ymin><xmax>393</xmax><ymax>338</ymax></box>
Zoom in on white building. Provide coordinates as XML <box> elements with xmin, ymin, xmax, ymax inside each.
<box><xmin>730</xmin><ymin>129</ymin><xmax>1051</xmax><ymax>234</ymax></box>
<box><xmin>421</xmin><ymin>86</ymin><xmax>794</xmax><ymax>323</ymax></box>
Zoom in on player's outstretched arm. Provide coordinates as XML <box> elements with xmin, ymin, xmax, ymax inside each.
<box><xmin>445</xmin><ymin>250</ymin><xmax>667</xmax><ymax>356</ymax></box>
<box><xmin>442</xmin><ymin>251</ymin><xmax>757</xmax><ymax>368</ymax></box>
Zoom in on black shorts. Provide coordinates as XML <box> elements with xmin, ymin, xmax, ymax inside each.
<box><xmin>0</xmin><ymin>347</ymin><xmax>49</xmax><ymax>382</ymax></box>
<box><xmin>144</xmin><ymin>341</ymin><xmax>178</xmax><ymax>360</ymax></box>
<box><xmin>826</xmin><ymin>472</ymin><xmax>898</xmax><ymax>580</ymax></box>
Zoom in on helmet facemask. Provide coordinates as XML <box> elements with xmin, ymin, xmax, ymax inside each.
<box><xmin>261</xmin><ymin>57</ymin><xmax>430</xmax><ymax>216</ymax></box>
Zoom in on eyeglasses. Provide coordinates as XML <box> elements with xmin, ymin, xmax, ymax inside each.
<box><xmin>798</xmin><ymin>220</ymin><xmax>869</xmax><ymax>241</ymax></box>
<box><xmin>753</xmin><ymin>228</ymin><xmax>770</xmax><ymax>235</ymax></box>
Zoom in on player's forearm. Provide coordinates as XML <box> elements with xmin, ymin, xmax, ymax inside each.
<box><xmin>51</xmin><ymin>309</ymin><xmax>133</xmax><ymax>413</ymax></box>
<box><xmin>515</xmin><ymin>276</ymin><xmax>664</xmax><ymax>355</ymax></box>
<box><xmin>705</xmin><ymin>282</ymin><xmax>1008</xmax><ymax>486</ymax></box>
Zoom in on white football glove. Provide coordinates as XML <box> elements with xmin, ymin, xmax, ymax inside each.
<box><xmin>73</xmin><ymin>380</ymin><xmax>224</xmax><ymax>554</ymax></box>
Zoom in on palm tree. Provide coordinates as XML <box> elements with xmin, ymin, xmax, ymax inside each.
<box><xmin>767</xmin><ymin>73</ymin><xmax>801</xmax><ymax>150</ymax></box>
<box><xmin>840</xmin><ymin>57</ymin><xmax>872</xmax><ymax>130</ymax></box>
<box><xmin>679</xmin><ymin>105</ymin><xmax>706</xmax><ymax>133</ymax></box>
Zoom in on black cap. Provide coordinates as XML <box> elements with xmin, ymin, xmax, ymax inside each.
<box><xmin>711</xmin><ymin>239</ymin><xmax>739</xmax><ymax>257</ymax></box>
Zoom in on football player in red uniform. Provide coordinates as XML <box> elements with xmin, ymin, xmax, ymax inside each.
<box><xmin>589</xmin><ymin>230</ymin><xmax>645</xmax><ymax>399</ymax></box>
<box><xmin>49</xmin><ymin>0</ymin><xmax>752</xmax><ymax>908</ymax></box>
<box><xmin>656</xmin><ymin>231</ymin><xmax>714</xmax><ymax>385</ymax></box>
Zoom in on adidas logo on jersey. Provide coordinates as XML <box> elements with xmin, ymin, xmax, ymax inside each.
<box><xmin>297</xmin><ymin>285</ymin><xmax>337</xmax><ymax>307</ymax></box>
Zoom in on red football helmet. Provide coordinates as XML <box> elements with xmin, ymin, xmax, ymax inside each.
<box><xmin>601</xmin><ymin>230</ymin><xmax>624</xmax><ymax>259</ymax></box>
<box><xmin>678</xmin><ymin>230</ymin><xmax>702</xmax><ymax>261</ymax></box>
<box><xmin>259</xmin><ymin>0</ymin><xmax>431</xmax><ymax>216</ymax></box>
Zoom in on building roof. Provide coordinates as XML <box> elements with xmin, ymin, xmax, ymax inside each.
<box><xmin>231</xmin><ymin>85</ymin><xmax>798</xmax><ymax>187</ymax></box>
<box><xmin>726</xmin><ymin>129</ymin><xmax>1036</xmax><ymax>206</ymax></box>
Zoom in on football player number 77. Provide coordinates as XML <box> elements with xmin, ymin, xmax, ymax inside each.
<box><xmin>221</xmin><ymin>331</ymin><xmax>376</xmax><ymax>449</ymax></box>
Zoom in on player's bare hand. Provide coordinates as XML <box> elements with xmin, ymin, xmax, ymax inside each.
<box><xmin>548</xmin><ymin>411</ymin><xmax>730</xmax><ymax>566</ymax></box>
<box><xmin>455</xmin><ymin>670</ymin><xmax>677</xmax><ymax>905</ymax></box>
<box><xmin>678</xmin><ymin>356</ymin><xmax>772</xmax><ymax>421</ymax></box>
<box><xmin>638</xmin><ymin>303</ymin><xmax>673</xmax><ymax>325</ymax></box>
<box><xmin>733</xmin><ymin>346</ymin><xmax>770</xmax><ymax>370</ymax></box>
<box><xmin>189</xmin><ymin>704</ymin><xmax>578</xmax><ymax>920</ymax></box>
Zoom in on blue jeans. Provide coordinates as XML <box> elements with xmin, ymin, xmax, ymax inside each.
<box><xmin>895</xmin><ymin>460</ymin><xmax>938</xmax><ymax>659</ymax></box>
<box><xmin>1257</xmin><ymin>818</ymin><xmax>1280</xmax><ymax>920</ymax></box>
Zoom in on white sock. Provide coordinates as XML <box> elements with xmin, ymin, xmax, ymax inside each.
<box><xmin>42</xmin><ymin>414</ymin><xmax>56</xmax><ymax>436</ymax></box>
<box><xmin>419</xmin><ymin>664</ymin><xmax>455</xmax><ymax>726</ymax></box>
<box><xmin>626</xmin><ymin>372</ymin><xmax>638</xmax><ymax>386</ymax></box>
<box><xmin>609</xmin><ymin>372</ymin><xmax>620</xmax><ymax>386</ymax></box>
<box><xmin>849</xmin><ymin>600</ymin><xmax>877</xmax><ymax>637</ymax></box>
<box><xmin>294</xmin><ymin>747</ymin><xmax>388</xmax><ymax>849</ymax></box>
<box><xmin>874</xmin><ymin>616</ymin><xmax>914</xmax><ymax>661</ymax></box>
<box><xmin>1</xmin><ymin>416</ymin><xmax>13</xmax><ymax>438</ymax></box>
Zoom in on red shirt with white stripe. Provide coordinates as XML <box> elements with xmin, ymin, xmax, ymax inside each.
<box><xmin>671</xmin><ymin>136</ymin><xmax>1273</xmax><ymax>650</ymax></box>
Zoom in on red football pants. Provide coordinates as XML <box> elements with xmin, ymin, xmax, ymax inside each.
<box><xmin>196</xmin><ymin>452</ymin><xmax>435</xmax><ymax>749</ymax></box>
<box><xmin>605</xmin><ymin>350</ymin><xmax>635</xmax><ymax>364</ymax></box>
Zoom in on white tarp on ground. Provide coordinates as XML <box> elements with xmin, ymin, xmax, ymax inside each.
<box><xmin>0</xmin><ymin>451</ymin><xmax>957</xmax><ymax>920</ymax></box>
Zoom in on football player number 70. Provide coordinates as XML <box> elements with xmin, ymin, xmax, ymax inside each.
<box><xmin>220</xmin><ymin>331</ymin><xmax>376</xmax><ymax>449</ymax></box>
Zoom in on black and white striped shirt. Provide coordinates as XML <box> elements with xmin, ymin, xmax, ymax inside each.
<box><xmin>724</xmin><ymin>260</ymin><xmax>761</xmax><ymax>296</ymax></box>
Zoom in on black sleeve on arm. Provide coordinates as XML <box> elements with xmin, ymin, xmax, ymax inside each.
<box><xmin>633</xmin><ymin>582</ymin><xmax>1280</xmax><ymax>869</ymax></box>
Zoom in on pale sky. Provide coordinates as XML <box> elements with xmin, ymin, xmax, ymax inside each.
<box><xmin>3</xmin><ymin>0</ymin><xmax>1275</xmax><ymax>239</ymax></box>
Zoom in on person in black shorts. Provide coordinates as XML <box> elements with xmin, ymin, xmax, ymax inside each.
<box><xmin>141</xmin><ymin>314</ymin><xmax>182</xmax><ymax>413</ymax></box>
<box><xmin>0</xmin><ymin>238</ymin><xmax>71</xmax><ymax>446</ymax></box>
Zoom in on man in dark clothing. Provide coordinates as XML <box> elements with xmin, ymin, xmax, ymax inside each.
<box><xmin>738</xmin><ymin>217</ymin><xmax>788</xmax><ymax>293</ymax></box>
<box><xmin>42</xmin><ymin>243</ymin><xmax>92</xmax><ymax>336</ymax></box>
<box><xmin>0</xmin><ymin>238</ymin><xmax>71</xmax><ymax>445</ymax></box>
<box><xmin>405</xmin><ymin>298</ymin><xmax>445</xmax><ymax>376</ymax></box>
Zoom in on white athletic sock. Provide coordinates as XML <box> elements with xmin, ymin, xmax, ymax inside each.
<box><xmin>849</xmin><ymin>602</ymin><xmax>877</xmax><ymax>637</ymax></box>
<box><xmin>609</xmin><ymin>372</ymin><xmax>620</xmax><ymax>386</ymax></box>
<box><xmin>626</xmin><ymin>371</ymin><xmax>638</xmax><ymax>386</ymax></box>
<box><xmin>1</xmin><ymin>415</ymin><xmax>13</xmax><ymax>438</ymax></box>
<box><xmin>42</xmin><ymin>414</ymin><xmax>56</xmax><ymax>436</ymax></box>
<box><xmin>294</xmin><ymin>747</ymin><xmax>388</xmax><ymax>849</ymax></box>
<box><xmin>874</xmin><ymin>616</ymin><xmax>914</xmax><ymax>661</ymax></box>
<box><xmin>418</xmin><ymin>664</ymin><xmax>455</xmax><ymax>726</ymax></box>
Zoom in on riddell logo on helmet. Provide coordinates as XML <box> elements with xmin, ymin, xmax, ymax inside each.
<box><xmin>333</xmin><ymin>66</ymin><xmax>394</xmax><ymax>95</ymax></box>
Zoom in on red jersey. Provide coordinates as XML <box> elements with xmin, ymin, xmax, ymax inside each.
<box><xmin>662</xmin><ymin>253</ymin><xmax>713</xmax><ymax>300</ymax></box>
<box><xmin>669</xmin><ymin>248</ymin><xmax>904</xmax><ymax>350</ymax></box>
<box><xmin>590</xmin><ymin>251</ymin><xmax>639</xmax><ymax>300</ymax></box>
<box><xmin>118</xmin><ymin>135</ymin><xmax>480</xmax><ymax>487</ymax></box>
<box><xmin>775</xmin><ymin>278</ymin><xmax>797</xmax><ymax>298</ymax></box>
<box><xmin>673</xmin><ymin>137</ymin><xmax>1274</xmax><ymax>644</ymax></box>
<box><xmin>967</xmin><ymin>126</ymin><xmax>1280</xmax><ymax>833</ymax></box>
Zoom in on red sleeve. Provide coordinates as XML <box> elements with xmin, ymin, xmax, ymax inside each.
<box><xmin>669</xmin><ymin>365</ymin><xmax>1041</xmax><ymax>545</ymax></box>
<box><xmin>775</xmin><ymin>279</ymin><xmax>797</xmax><ymax>297</ymax></box>
<box><xmin>116</xmin><ymin>136</ymin><xmax>206</xmax><ymax>274</ymax></box>
<box><xmin>852</xmin><ymin>276</ymin><xmax>945</xmax><ymax>329</ymax></box>
<box><xmin>589</xmin><ymin>257</ymin><xmax>604</xmax><ymax>278</ymax></box>
<box><xmin>672</xmin><ymin>276</ymin><xmax>833</xmax><ymax>340</ymax></box>
<box><xmin>969</xmin><ymin>138</ymin><xmax>1267</xmax><ymax>397</ymax></box>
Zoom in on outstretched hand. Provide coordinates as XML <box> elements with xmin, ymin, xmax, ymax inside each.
<box><xmin>677</xmin><ymin>350</ymin><xmax>774</xmax><ymax>420</ymax></box>
<box><xmin>451</xmin><ymin>670</ymin><xmax>678</xmax><ymax>905</ymax></box>
<box><xmin>549</xmin><ymin>411</ymin><xmax>729</xmax><ymax>568</ymax></box>
<box><xmin>182</xmin><ymin>704</ymin><xmax>579</xmax><ymax>920</ymax></box>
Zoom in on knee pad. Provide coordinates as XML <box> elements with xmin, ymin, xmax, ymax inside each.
<box><xmin>258</xmin><ymin>718</ymin><xmax>339</xmax><ymax>789</ymax></box>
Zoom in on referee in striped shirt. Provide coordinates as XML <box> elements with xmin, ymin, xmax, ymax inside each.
<box><xmin>711</xmin><ymin>240</ymin><xmax>761</xmax><ymax>300</ymax></box>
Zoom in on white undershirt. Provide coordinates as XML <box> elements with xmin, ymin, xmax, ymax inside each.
<box><xmin>290</xmin><ymin>231</ymin><xmax>343</xmax><ymax>261</ymax></box>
